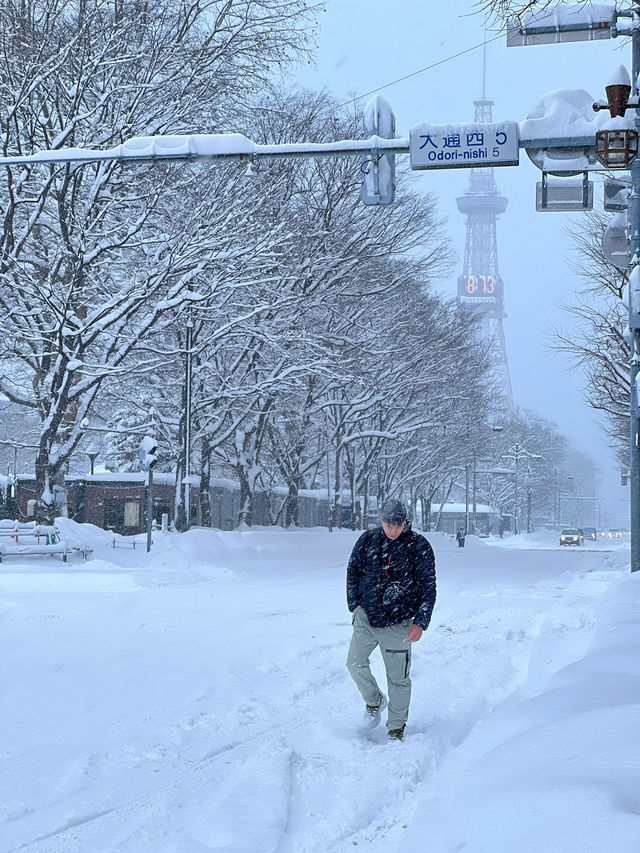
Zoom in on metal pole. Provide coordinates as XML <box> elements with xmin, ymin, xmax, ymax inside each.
<box><xmin>472</xmin><ymin>456</ymin><xmax>477</xmax><ymax>535</ymax></box>
<box><xmin>514</xmin><ymin>444</ymin><xmax>519</xmax><ymax>535</ymax></box>
<box><xmin>527</xmin><ymin>486</ymin><xmax>532</xmax><ymax>533</ymax></box>
<box><xmin>0</xmin><ymin>128</ymin><xmax>601</xmax><ymax>171</ymax></box>
<box><xmin>184</xmin><ymin>315</ymin><xmax>193</xmax><ymax>530</ymax></box>
<box><xmin>146</xmin><ymin>467</ymin><xmax>153</xmax><ymax>553</ymax></box>
<box><xmin>326</xmin><ymin>444</ymin><xmax>333</xmax><ymax>533</ymax></box>
<box><xmin>465</xmin><ymin>464</ymin><xmax>470</xmax><ymax>535</ymax></box>
<box><xmin>352</xmin><ymin>453</ymin><xmax>358</xmax><ymax>530</ymax></box>
<box><xmin>630</xmin><ymin>8</ymin><xmax>640</xmax><ymax>572</ymax></box>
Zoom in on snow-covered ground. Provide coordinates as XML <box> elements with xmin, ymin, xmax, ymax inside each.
<box><xmin>2</xmin><ymin>521</ymin><xmax>638</xmax><ymax>853</ymax></box>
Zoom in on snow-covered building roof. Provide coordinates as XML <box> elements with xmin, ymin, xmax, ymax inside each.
<box><xmin>431</xmin><ymin>502</ymin><xmax>498</xmax><ymax>515</ymax></box>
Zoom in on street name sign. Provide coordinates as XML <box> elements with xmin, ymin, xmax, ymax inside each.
<box><xmin>410</xmin><ymin>121</ymin><xmax>519</xmax><ymax>170</ymax></box>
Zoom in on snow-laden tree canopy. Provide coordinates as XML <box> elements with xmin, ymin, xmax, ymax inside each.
<box><xmin>0</xmin><ymin>0</ymin><xmax>320</xmax><ymax>518</ymax></box>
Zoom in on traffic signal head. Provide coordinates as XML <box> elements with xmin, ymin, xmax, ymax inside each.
<box><xmin>138</xmin><ymin>435</ymin><xmax>158</xmax><ymax>471</ymax></box>
<box><xmin>361</xmin><ymin>95</ymin><xmax>396</xmax><ymax>206</ymax></box>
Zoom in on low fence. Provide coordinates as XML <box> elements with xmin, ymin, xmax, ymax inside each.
<box><xmin>7</xmin><ymin>474</ymin><xmax>372</xmax><ymax>532</ymax></box>
<box><xmin>208</xmin><ymin>481</ymin><xmax>343</xmax><ymax>530</ymax></box>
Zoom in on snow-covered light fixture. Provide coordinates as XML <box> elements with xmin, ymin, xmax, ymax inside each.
<box><xmin>595</xmin><ymin>121</ymin><xmax>638</xmax><ymax>168</ymax></box>
<box><xmin>595</xmin><ymin>65</ymin><xmax>638</xmax><ymax>168</ymax></box>
<box><xmin>604</xmin><ymin>64</ymin><xmax>632</xmax><ymax>117</ymax></box>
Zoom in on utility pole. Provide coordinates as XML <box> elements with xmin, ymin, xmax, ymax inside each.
<box><xmin>472</xmin><ymin>456</ymin><xmax>477</xmax><ymax>535</ymax></box>
<box><xmin>514</xmin><ymin>443</ymin><xmax>520</xmax><ymax>536</ymax></box>
<box><xmin>183</xmin><ymin>313</ymin><xmax>193</xmax><ymax>530</ymax></box>
<box><xmin>629</xmin><ymin>6</ymin><xmax>640</xmax><ymax>573</ymax></box>
<box><xmin>138</xmin><ymin>435</ymin><xmax>158</xmax><ymax>553</ymax></box>
<box><xmin>465</xmin><ymin>464</ymin><xmax>470</xmax><ymax>536</ymax></box>
<box><xmin>509</xmin><ymin>3</ymin><xmax>640</xmax><ymax>569</ymax></box>
<box><xmin>326</xmin><ymin>445</ymin><xmax>333</xmax><ymax>533</ymax></box>
<box><xmin>146</xmin><ymin>467</ymin><xmax>154</xmax><ymax>553</ymax></box>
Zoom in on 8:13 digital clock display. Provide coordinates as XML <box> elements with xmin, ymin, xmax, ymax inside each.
<box><xmin>464</xmin><ymin>274</ymin><xmax>495</xmax><ymax>295</ymax></box>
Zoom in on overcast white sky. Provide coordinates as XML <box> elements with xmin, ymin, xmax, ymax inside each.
<box><xmin>291</xmin><ymin>0</ymin><xmax>631</xmax><ymax>523</ymax></box>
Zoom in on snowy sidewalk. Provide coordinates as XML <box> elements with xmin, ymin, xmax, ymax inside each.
<box><xmin>1</xmin><ymin>524</ymin><xmax>635</xmax><ymax>853</ymax></box>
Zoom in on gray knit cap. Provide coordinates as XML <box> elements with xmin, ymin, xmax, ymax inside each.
<box><xmin>379</xmin><ymin>499</ymin><xmax>407</xmax><ymax>524</ymax></box>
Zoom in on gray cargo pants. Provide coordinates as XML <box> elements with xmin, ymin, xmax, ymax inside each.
<box><xmin>346</xmin><ymin>605</ymin><xmax>413</xmax><ymax>731</ymax></box>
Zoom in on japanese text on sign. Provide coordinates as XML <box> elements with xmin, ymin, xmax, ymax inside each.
<box><xmin>409</xmin><ymin>121</ymin><xmax>519</xmax><ymax>170</ymax></box>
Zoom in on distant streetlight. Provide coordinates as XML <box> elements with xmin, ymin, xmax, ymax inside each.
<box><xmin>471</xmin><ymin>424</ymin><xmax>505</xmax><ymax>535</ymax></box>
<box><xmin>559</xmin><ymin>475</ymin><xmax>576</xmax><ymax>526</ymax></box>
<box><xmin>86</xmin><ymin>446</ymin><xmax>99</xmax><ymax>476</ymax></box>
<box><xmin>501</xmin><ymin>441</ymin><xmax>542</xmax><ymax>535</ymax></box>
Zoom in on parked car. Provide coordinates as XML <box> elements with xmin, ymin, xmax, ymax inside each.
<box><xmin>583</xmin><ymin>527</ymin><xmax>597</xmax><ymax>541</ymax></box>
<box><xmin>559</xmin><ymin>527</ymin><xmax>582</xmax><ymax>546</ymax></box>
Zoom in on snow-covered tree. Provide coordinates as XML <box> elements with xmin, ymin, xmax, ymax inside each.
<box><xmin>167</xmin><ymin>89</ymin><xmax>455</xmax><ymax>527</ymax></box>
<box><xmin>0</xmin><ymin>0</ymin><xmax>319</xmax><ymax>519</ymax></box>
<box><xmin>555</xmin><ymin>210</ymin><xmax>630</xmax><ymax>471</ymax></box>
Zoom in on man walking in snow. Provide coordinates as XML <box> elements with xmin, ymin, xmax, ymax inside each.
<box><xmin>346</xmin><ymin>499</ymin><xmax>437</xmax><ymax>741</ymax></box>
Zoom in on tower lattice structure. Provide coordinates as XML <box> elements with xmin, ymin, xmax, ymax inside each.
<box><xmin>456</xmin><ymin>96</ymin><xmax>514</xmax><ymax>410</ymax></box>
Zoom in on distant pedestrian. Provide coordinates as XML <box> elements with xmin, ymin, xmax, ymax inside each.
<box><xmin>346</xmin><ymin>499</ymin><xmax>437</xmax><ymax>742</ymax></box>
<box><xmin>456</xmin><ymin>529</ymin><xmax>465</xmax><ymax>548</ymax></box>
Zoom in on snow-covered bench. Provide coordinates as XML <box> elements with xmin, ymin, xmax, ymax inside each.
<box><xmin>0</xmin><ymin>522</ymin><xmax>91</xmax><ymax>562</ymax></box>
<box><xmin>0</xmin><ymin>521</ymin><xmax>61</xmax><ymax>543</ymax></box>
<box><xmin>0</xmin><ymin>541</ymin><xmax>72</xmax><ymax>562</ymax></box>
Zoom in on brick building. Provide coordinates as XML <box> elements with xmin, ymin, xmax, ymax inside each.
<box><xmin>15</xmin><ymin>473</ymin><xmax>198</xmax><ymax>535</ymax></box>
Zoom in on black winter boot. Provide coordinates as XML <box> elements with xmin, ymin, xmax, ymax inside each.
<box><xmin>387</xmin><ymin>724</ymin><xmax>406</xmax><ymax>741</ymax></box>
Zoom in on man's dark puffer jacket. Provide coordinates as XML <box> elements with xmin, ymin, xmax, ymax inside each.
<box><xmin>346</xmin><ymin>525</ymin><xmax>436</xmax><ymax>629</ymax></box>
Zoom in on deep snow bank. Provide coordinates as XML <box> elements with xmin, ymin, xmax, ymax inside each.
<box><xmin>400</xmin><ymin>571</ymin><xmax>640</xmax><ymax>853</ymax></box>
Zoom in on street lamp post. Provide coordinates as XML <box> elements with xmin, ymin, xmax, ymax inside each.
<box><xmin>501</xmin><ymin>441</ymin><xmax>542</xmax><ymax>536</ymax></box>
<box><xmin>138</xmin><ymin>436</ymin><xmax>158</xmax><ymax>553</ymax></box>
<box><xmin>465</xmin><ymin>463</ymin><xmax>470</xmax><ymax>536</ymax></box>
<box><xmin>472</xmin><ymin>456</ymin><xmax>477</xmax><ymax>534</ymax></box>
<box><xmin>514</xmin><ymin>445</ymin><xmax>520</xmax><ymax>535</ymax></box>
<box><xmin>471</xmin><ymin>425</ymin><xmax>504</xmax><ymax>535</ymax></box>
<box><xmin>629</xmin><ymin>14</ymin><xmax>640</xmax><ymax>574</ymax></box>
<box><xmin>557</xmin><ymin>476</ymin><xmax>576</xmax><ymax>526</ymax></box>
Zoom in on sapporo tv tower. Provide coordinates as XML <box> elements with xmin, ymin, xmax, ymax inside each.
<box><xmin>456</xmin><ymin>70</ymin><xmax>514</xmax><ymax>410</ymax></box>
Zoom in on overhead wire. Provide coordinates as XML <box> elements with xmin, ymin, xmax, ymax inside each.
<box><xmin>337</xmin><ymin>32</ymin><xmax>504</xmax><ymax>109</ymax></box>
